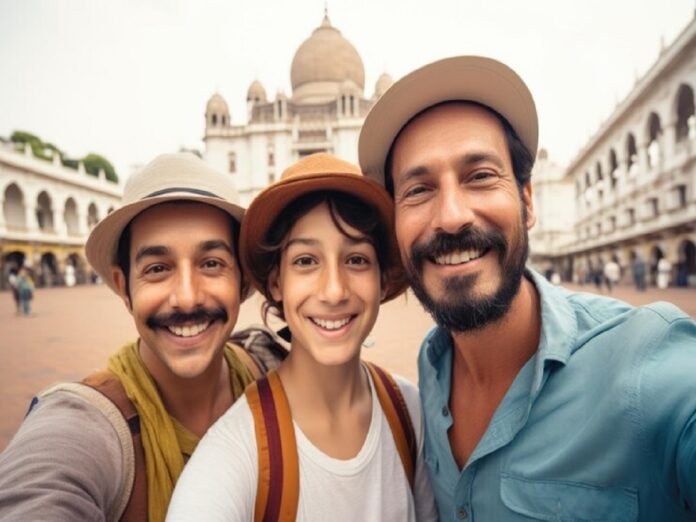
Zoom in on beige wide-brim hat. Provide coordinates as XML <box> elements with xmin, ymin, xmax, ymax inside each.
<box><xmin>86</xmin><ymin>153</ymin><xmax>245</xmax><ymax>294</ymax></box>
<box><xmin>358</xmin><ymin>55</ymin><xmax>538</xmax><ymax>186</ymax></box>
<box><xmin>240</xmin><ymin>153</ymin><xmax>408</xmax><ymax>303</ymax></box>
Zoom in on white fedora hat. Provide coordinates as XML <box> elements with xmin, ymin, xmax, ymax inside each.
<box><xmin>85</xmin><ymin>153</ymin><xmax>244</xmax><ymax>294</ymax></box>
<box><xmin>358</xmin><ymin>55</ymin><xmax>538</xmax><ymax>186</ymax></box>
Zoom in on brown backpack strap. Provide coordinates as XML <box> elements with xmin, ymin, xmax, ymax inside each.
<box><xmin>82</xmin><ymin>370</ymin><xmax>148</xmax><ymax>522</ymax></box>
<box><xmin>246</xmin><ymin>371</ymin><xmax>299</xmax><ymax>522</ymax></box>
<box><xmin>365</xmin><ymin>362</ymin><xmax>417</xmax><ymax>492</ymax></box>
<box><xmin>229</xmin><ymin>343</ymin><xmax>264</xmax><ymax>380</ymax></box>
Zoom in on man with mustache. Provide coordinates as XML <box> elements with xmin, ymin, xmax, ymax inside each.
<box><xmin>359</xmin><ymin>56</ymin><xmax>696</xmax><ymax>520</ymax></box>
<box><xmin>0</xmin><ymin>153</ymin><xmax>275</xmax><ymax>521</ymax></box>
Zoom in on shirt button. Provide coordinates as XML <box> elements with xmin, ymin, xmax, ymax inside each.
<box><xmin>457</xmin><ymin>508</ymin><xmax>468</xmax><ymax>519</ymax></box>
<box><xmin>441</xmin><ymin>405</ymin><xmax>449</xmax><ymax>416</ymax></box>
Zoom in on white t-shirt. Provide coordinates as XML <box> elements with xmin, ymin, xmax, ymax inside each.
<box><xmin>167</xmin><ymin>372</ymin><xmax>438</xmax><ymax>522</ymax></box>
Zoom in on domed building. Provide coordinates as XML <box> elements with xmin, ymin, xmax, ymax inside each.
<box><xmin>203</xmin><ymin>12</ymin><xmax>389</xmax><ymax>205</ymax></box>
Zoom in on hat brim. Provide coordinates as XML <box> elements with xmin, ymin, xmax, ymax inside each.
<box><xmin>359</xmin><ymin>55</ymin><xmax>538</xmax><ymax>186</ymax></box>
<box><xmin>240</xmin><ymin>172</ymin><xmax>407</xmax><ymax>303</ymax></box>
<box><xmin>86</xmin><ymin>194</ymin><xmax>244</xmax><ymax>295</ymax></box>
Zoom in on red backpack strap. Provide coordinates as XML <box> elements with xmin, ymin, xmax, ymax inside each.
<box><xmin>365</xmin><ymin>362</ymin><xmax>417</xmax><ymax>492</ymax></box>
<box><xmin>82</xmin><ymin>370</ymin><xmax>148</xmax><ymax>521</ymax></box>
<box><xmin>246</xmin><ymin>371</ymin><xmax>299</xmax><ymax>522</ymax></box>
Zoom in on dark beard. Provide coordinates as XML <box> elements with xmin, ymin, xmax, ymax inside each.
<box><xmin>146</xmin><ymin>306</ymin><xmax>228</xmax><ymax>330</ymax></box>
<box><xmin>406</xmin><ymin>225</ymin><xmax>528</xmax><ymax>332</ymax></box>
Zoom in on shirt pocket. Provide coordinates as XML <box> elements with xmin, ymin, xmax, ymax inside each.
<box><xmin>500</xmin><ymin>473</ymin><xmax>638</xmax><ymax>522</ymax></box>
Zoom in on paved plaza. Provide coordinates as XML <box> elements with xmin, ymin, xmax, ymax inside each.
<box><xmin>1</xmin><ymin>280</ymin><xmax>694</xmax><ymax>450</ymax></box>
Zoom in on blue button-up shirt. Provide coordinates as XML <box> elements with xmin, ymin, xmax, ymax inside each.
<box><xmin>419</xmin><ymin>270</ymin><xmax>696</xmax><ymax>521</ymax></box>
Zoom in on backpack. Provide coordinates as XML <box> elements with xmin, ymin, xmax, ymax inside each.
<box><xmin>245</xmin><ymin>361</ymin><xmax>417</xmax><ymax>522</ymax></box>
<box><xmin>30</xmin><ymin>328</ymin><xmax>288</xmax><ymax>521</ymax></box>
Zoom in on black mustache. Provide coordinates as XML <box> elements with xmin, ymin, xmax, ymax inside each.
<box><xmin>410</xmin><ymin>227</ymin><xmax>507</xmax><ymax>269</ymax></box>
<box><xmin>146</xmin><ymin>307</ymin><xmax>228</xmax><ymax>330</ymax></box>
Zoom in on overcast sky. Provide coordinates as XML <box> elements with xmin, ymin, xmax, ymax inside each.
<box><xmin>0</xmin><ymin>0</ymin><xmax>693</xmax><ymax>180</ymax></box>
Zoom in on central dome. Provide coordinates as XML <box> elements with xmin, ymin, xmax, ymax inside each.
<box><xmin>290</xmin><ymin>14</ymin><xmax>365</xmax><ymax>103</ymax></box>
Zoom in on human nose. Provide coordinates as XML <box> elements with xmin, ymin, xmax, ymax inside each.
<box><xmin>432</xmin><ymin>179</ymin><xmax>475</xmax><ymax>234</ymax></box>
<box><xmin>318</xmin><ymin>262</ymin><xmax>349</xmax><ymax>305</ymax></box>
<box><xmin>169</xmin><ymin>264</ymin><xmax>203</xmax><ymax>309</ymax></box>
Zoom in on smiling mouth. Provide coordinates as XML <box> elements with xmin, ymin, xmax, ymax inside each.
<box><xmin>433</xmin><ymin>248</ymin><xmax>486</xmax><ymax>266</ymax></box>
<box><xmin>166</xmin><ymin>321</ymin><xmax>211</xmax><ymax>338</ymax></box>
<box><xmin>309</xmin><ymin>316</ymin><xmax>354</xmax><ymax>331</ymax></box>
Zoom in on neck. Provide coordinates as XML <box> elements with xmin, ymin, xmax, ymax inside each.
<box><xmin>450</xmin><ymin>276</ymin><xmax>541</xmax><ymax>388</ymax></box>
<box><xmin>277</xmin><ymin>349</ymin><xmax>368</xmax><ymax>417</ymax></box>
<box><xmin>139</xmin><ymin>342</ymin><xmax>232</xmax><ymax>437</ymax></box>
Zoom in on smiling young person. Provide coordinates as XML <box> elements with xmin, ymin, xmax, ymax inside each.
<box><xmin>358</xmin><ymin>56</ymin><xmax>696</xmax><ymax>521</ymax></box>
<box><xmin>0</xmin><ymin>154</ymin><xmax>279</xmax><ymax>522</ymax></box>
<box><xmin>167</xmin><ymin>153</ymin><xmax>438</xmax><ymax>521</ymax></box>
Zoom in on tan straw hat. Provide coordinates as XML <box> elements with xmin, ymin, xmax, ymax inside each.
<box><xmin>240</xmin><ymin>153</ymin><xmax>407</xmax><ymax>303</ymax></box>
<box><xmin>86</xmin><ymin>153</ymin><xmax>244</xmax><ymax>294</ymax></box>
<box><xmin>358</xmin><ymin>55</ymin><xmax>538</xmax><ymax>186</ymax></box>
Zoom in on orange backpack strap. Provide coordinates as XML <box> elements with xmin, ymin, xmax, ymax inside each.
<box><xmin>82</xmin><ymin>370</ymin><xmax>148</xmax><ymax>521</ymax></box>
<box><xmin>365</xmin><ymin>362</ymin><xmax>417</xmax><ymax>492</ymax></box>
<box><xmin>229</xmin><ymin>343</ymin><xmax>264</xmax><ymax>380</ymax></box>
<box><xmin>246</xmin><ymin>371</ymin><xmax>299</xmax><ymax>522</ymax></box>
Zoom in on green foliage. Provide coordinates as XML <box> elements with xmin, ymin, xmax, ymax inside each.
<box><xmin>7</xmin><ymin>130</ymin><xmax>119</xmax><ymax>183</ymax></box>
<box><xmin>83</xmin><ymin>153</ymin><xmax>118</xmax><ymax>183</ymax></box>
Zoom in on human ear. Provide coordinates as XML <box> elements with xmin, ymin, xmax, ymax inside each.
<box><xmin>522</xmin><ymin>182</ymin><xmax>536</xmax><ymax>229</ymax></box>
<box><xmin>112</xmin><ymin>268</ymin><xmax>132</xmax><ymax>310</ymax></box>
<box><xmin>268</xmin><ymin>267</ymin><xmax>283</xmax><ymax>302</ymax></box>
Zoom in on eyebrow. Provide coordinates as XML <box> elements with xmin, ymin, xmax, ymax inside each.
<box><xmin>285</xmin><ymin>235</ymin><xmax>372</xmax><ymax>250</ymax></box>
<box><xmin>133</xmin><ymin>240</ymin><xmax>234</xmax><ymax>264</ymax></box>
<box><xmin>398</xmin><ymin>151</ymin><xmax>506</xmax><ymax>186</ymax></box>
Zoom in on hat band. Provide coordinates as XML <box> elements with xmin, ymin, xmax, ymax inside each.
<box><xmin>145</xmin><ymin>187</ymin><xmax>223</xmax><ymax>199</ymax></box>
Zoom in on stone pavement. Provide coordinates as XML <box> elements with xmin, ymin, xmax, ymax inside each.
<box><xmin>1</xmin><ymin>280</ymin><xmax>694</xmax><ymax>451</ymax></box>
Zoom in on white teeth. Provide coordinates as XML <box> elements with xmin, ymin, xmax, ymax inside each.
<box><xmin>435</xmin><ymin>249</ymin><xmax>482</xmax><ymax>265</ymax></box>
<box><xmin>168</xmin><ymin>322</ymin><xmax>209</xmax><ymax>337</ymax></box>
<box><xmin>311</xmin><ymin>317</ymin><xmax>351</xmax><ymax>330</ymax></box>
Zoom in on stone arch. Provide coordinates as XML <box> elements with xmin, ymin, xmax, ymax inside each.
<box><xmin>626</xmin><ymin>133</ymin><xmax>638</xmax><ymax>176</ymax></box>
<box><xmin>64</xmin><ymin>197</ymin><xmax>79</xmax><ymax>236</ymax></box>
<box><xmin>676</xmin><ymin>239</ymin><xmax>696</xmax><ymax>287</ymax></box>
<box><xmin>3</xmin><ymin>183</ymin><xmax>27</xmax><ymax>230</ymax></box>
<box><xmin>675</xmin><ymin>83</ymin><xmax>695</xmax><ymax>142</ymax></box>
<box><xmin>608</xmin><ymin>148</ymin><xmax>619</xmax><ymax>188</ymax></box>
<box><xmin>36</xmin><ymin>191</ymin><xmax>54</xmax><ymax>231</ymax></box>
<box><xmin>646</xmin><ymin>112</ymin><xmax>663</xmax><ymax>169</ymax></box>
<box><xmin>87</xmin><ymin>202</ymin><xmax>99</xmax><ymax>229</ymax></box>
<box><xmin>39</xmin><ymin>251</ymin><xmax>59</xmax><ymax>287</ymax></box>
<box><xmin>595</xmin><ymin>161</ymin><xmax>603</xmax><ymax>183</ymax></box>
<box><xmin>1</xmin><ymin>251</ymin><xmax>26</xmax><ymax>290</ymax></box>
<box><xmin>67</xmin><ymin>252</ymin><xmax>88</xmax><ymax>285</ymax></box>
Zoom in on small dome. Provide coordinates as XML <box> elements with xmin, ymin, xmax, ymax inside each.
<box><xmin>247</xmin><ymin>80</ymin><xmax>267</xmax><ymax>103</ymax></box>
<box><xmin>206</xmin><ymin>93</ymin><xmax>229</xmax><ymax>115</ymax></box>
<box><xmin>374</xmin><ymin>73</ymin><xmax>394</xmax><ymax>98</ymax></box>
<box><xmin>290</xmin><ymin>14</ymin><xmax>365</xmax><ymax>103</ymax></box>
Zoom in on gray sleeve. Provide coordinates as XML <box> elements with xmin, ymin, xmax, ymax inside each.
<box><xmin>0</xmin><ymin>390</ymin><xmax>126</xmax><ymax>522</ymax></box>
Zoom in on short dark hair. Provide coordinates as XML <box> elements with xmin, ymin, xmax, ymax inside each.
<box><xmin>116</xmin><ymin>203</ymin><xmax>247</xmax><ymax>300</ymax></box>
<box><xmin>255</xmin><ymin>190</ymin><xmax>390</xmax><ymax>324</ymax></box>
<box><xmin>384</xmin><ymin>100</ymin><xmax>534</xmax><ymax>197</ymax></box>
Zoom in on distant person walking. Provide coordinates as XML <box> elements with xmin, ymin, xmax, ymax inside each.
<box><xmin>603</xmin><ymin>260</ymin><xmax>620</xmax><ymax>293</ymax></box>
<box><xmin>632</xmin><ymin>255</ymin><xmax>647</xmax><ymax>292</ymax></box>
<box><xmin>8</xmin><ymin>268</ymin><xmax>20</xmax><ymax>315</ymax></box>
<box><xmin>657</xmin><ymin>257</ymin><xmax>672</xmax><ymax>289</ymax></box>
<box><xmin>16</xmin><ymin>267</ymin><xmax>34</xmax><ymax>316</ymax></box>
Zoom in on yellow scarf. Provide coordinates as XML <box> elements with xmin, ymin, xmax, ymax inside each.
<box><xmin>107</xmin><ymin>341</ymin><xmax>254</xmax><ymax>522</ymax></box>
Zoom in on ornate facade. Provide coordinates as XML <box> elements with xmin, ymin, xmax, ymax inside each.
<box><xmin>0</xmin><ymin>142</ymin><xmax>122</xmax><ymax>288</ymax></box>
<box><xmin>539</xmin><ymin>14</ymin><xmax>696</xmax><ymax>287</ymax></box>
<box><xmin>202</xmin><ymin>13</ymin><xmax>392</xmax><ymax>206</ymax></box>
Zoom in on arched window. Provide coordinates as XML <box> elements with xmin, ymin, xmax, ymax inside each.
<box><xmin>595</xmin><ymin>161</ymin><xmax>603</xmax><ymax>182</ymax></box>
<box><xmin>64</xmin><ymin>197</ymin><xmax>79</xmax><ymax>235</ymax></box>
<box><xmin>646</xmin><ymin>112</ymin><xmax>662</xmax><ymax>168</ymax></box>
<box><xmin>36</xmin><ymin>191</ymin><xmax>54</xmax><ymax>231</ymax></box>
<box><xmin>609</xmin><ymin>149</ymin><xmax>619</xmax><ymax>188</ymax></box>
<box><xmin>626</xmin><ymin>133</ymin><xmax>638</xmax><ymax>176</ymax></box>
<box><xmin>211</xmin><ymin>114</ymin><xmax>218</xmax><ymax>126</ymax></box>
<box><xmin>675</xmin><ymin>84</ymin><xmax>695</xmax><ymax>142</ymax></box>
<box><xmin>3</xmin><ymin>183</ymin><xmax>26</xmax><ymax>230</ymax></box>
<box><xmin>87</xmin><ymin>202</ymin><xmax>99</xmax><ymax>229</ymax></box>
